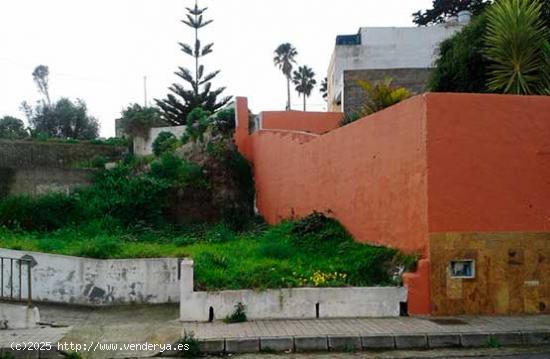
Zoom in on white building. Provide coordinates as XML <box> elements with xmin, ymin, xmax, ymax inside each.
<box><xmin>327</xmin><ymin>17</ymin><xmax>469</xmax><ymax>112</ymax></box>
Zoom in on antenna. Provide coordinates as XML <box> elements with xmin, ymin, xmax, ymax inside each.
<box><xmin>143</xmin><ymin>76</ymin><xmax>148</xmax><ymax>107</ymax></box>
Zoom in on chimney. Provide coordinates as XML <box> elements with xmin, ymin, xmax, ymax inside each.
<box><xmin>458</xmin><ymin>10</ymin><xmax>472</xmax><ymax>25</ymax></box>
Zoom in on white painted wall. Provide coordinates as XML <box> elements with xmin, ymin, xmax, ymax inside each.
<box><xmin>133</xmin><ymin>125</ymin><xmax>187</xmax><ymax>156</ymax></box>
<box><xmin>0</xmin><ymin>249</ymin><xmax>182</xmax><ymax>305</ymax></box>
<box><xmin>327</xmin><ymin>24</ymin><xmax>464</xmax><ymax>107</ymax></box>
<box><xmin>180</xmin><ymin>260</ymin><xmax>407</xmax><ymax>322</ymax></box>
<box><xmin>0</xmin><ymin>303</ymin><xmax>39</xmax><ymax>329</ymax></box>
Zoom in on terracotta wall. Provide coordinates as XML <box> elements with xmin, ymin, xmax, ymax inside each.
<box><xmin>237</xmin><ymin>96</ymin><xmax>430</xmax><ymax>256</ymax></box>
<box><xmin>260</xmin><ymin>111</ymin><xmax>343</xmax><ymax>135</ymax></box>
<box><xmin>426</xmin><ymin>94</ymin><xmax>550</xmax><ymax>233</ymax></box>
<box><xmin>234</xmin><ymin>94</ymin><xmax>550</xmax><ymax>316</ymax></box>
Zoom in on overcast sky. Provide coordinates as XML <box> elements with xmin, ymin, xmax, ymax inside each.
<box><xmin>0</xmin><ymin>0</ymin><xmax>432</xmax><ymax>137</ymax></box>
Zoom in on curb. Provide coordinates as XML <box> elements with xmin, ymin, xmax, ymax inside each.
<box><xmin>160</xmin><ymin>330</ymin><xmax>550</xmax><ymax>355</ymax></box>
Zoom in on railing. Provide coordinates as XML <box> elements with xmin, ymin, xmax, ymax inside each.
<box><xmin>0</xmin><ymin>256</ymin><xmax>32</xmax><ymax>307</ymax></box>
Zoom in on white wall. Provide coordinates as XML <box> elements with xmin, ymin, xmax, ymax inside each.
<box><xmin>328</xmin><ymin>24</ymin><xmax>464</xmax><ymax>106</ymax></box>
<box><xmin>0</xmin><ymin>249</ymin><xmax>182</xmax><ymax>305</ymax></box>
<box><xmin>180</xmin><ymin>260</ymin><xmax>407</xmax><ymax>322</ymax></box>
<box><xmin>133</xmin><ymin>125</ymin><xmax>187</xmax><ymax>156</ymax></box>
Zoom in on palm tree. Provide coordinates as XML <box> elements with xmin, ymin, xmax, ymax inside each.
<box><xmin>273</xmin><ymin>43</ymin><xmax>298</xmax><ymax>110</ymax></box>
<box><xmin>292</xmin><ymin>66</ymin><xmax>317</xmax><ymax>111</ymax></box>
<box><xmin>320</xmin><ymin>77</ymin><xmax>328</xmax><ymax>102</ymax></box>
<box><xmin>484</xmin><ymin>0</ymin><xmax>550</xmax><ymax>95</ymax></box>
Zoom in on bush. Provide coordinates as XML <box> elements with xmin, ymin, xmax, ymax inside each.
<box><xmin>183</xmin><ymin>108</ymin><xmax>210</xmax><ymax>144</ymax></box>
<box><xmin>178</xmin><ymin>331</ymin><xmax>201</xmax><ymax>358</ymax></box>
<box><xmin>356</xmin><ymin>78</ymin><xmax>410</xmax><ymax>115</ymax></box>
<box><xmin>0</xmin><ymin>193</ymin><xmax>80</xmax><ymax>231</ymax></box>
<box><xmin>152</xmin><ymin>132</ymin><xmax>180</xmax><ymax>157</ymax></box>
<box><xmin>77</xmin><ymin>165</ymin><xmax>172</xmax><ymax>227</ymax></box>
<box><xmin>291</xmin><ymin>212</ymin><xmax>350</xmax><ymax>252</ymax></box>
<box><xmin>150</xmin><ymin>153</ymin><xmax>208</xmax><ymax>188</ymax></box>
<box><xmin>224</xmin><ymin>302</ymin><xmax>247</xmax><ymax>323</ymax></box>
<box><xmin>212</xmin><ymin>107</ymin><xmax>236</xmax><ymax>137</ymax></box>
<box><xmin>429</xmin><ymin>14</ymin><xmax>490</xmax><ymax>93</ymax></box>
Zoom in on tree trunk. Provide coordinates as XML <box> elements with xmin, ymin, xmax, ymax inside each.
<box><xmin>286</xmin><ymin>76</ymin><xmax>291</xmax><ymax>111</ymax></box>
<box><xmin>303</xmin><ymin>94</ymin><xmax>306</xmax><ymax>111</ymax></box>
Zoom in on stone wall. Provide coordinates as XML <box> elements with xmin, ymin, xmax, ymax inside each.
<box><xmin>0</xmin><ymin>249</ymin><xmax>183</xmax><ymax>305</ymax></box>
<box><xmin>0</xmin><ymin>140</ymin><xmax>126</xmax><ymax>197</ymax></box>
<box><xmin>430</xmin><ymin>232</ymin><xmax>550</xmax><ymax>316</ymax></box>
<box><xmin>343</xmin><ymin>68</ymin><xmax>432</xmax><ymax>114</ymax></box>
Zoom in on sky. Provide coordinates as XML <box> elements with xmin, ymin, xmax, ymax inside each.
<box><xmin>0</xmin><ymin>0</ymin><xmax>433</xmax><ymax>138</ymax></box>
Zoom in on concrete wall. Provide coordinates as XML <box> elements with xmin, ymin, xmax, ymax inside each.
<box><xmin>180</xmin><ymin>259</ymin><xmax>406</xmax><ymax>321</ymax></box>
<box><xmin>0</xmin><ymin>140</ymin><xmax>126</xmax><ymax>197</ymax></box>
<box><xmin>0</xmin><ymin>303</ymin><xmax>39</xmax><ymax>329</ymax></box>
<box><xmin>343</xmin><ymin>68</ymin><xmax>432</xmax><ymax>114</ymax></box>
<box><xmin>327</xmin><ymin>25</ymin><xmax>462</xmax><ymax>111</ymax></box>
<box><xmin>133</xmin><ymin>125</ymin><xmax>186</xmax><ymax>156</ymax></box>
<box><xmin>0</xmin><ymin>249</ymin><xmax>182</xmax><ymax>305</ymax></box>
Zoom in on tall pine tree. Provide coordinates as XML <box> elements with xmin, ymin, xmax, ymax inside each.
<box><xmin>156</xmin><ymin>0</ymin><xmax>231</xmax><ymax>126</ymax></box>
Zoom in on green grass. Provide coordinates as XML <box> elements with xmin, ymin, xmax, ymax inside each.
<box><xmin>0</xmin><ymin>215</ymin><xmax>417</xmax><ymax>291</ymax></box>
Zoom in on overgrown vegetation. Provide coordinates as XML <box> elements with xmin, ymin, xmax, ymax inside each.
<box><xmin>178</xmin><ymin>331</ymin><xmax>201</xmax><ymax>358</ymax></box>
<box><xmin>0</xmin><ymin>213</ymin><xmax>417</xmax><ymax>290</ymax></box>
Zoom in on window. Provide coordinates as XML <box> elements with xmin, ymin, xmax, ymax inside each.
<box><xmin>449</xmin><ymin>260</ymin><xmax>475</xmax><ymax>279</ymax></box>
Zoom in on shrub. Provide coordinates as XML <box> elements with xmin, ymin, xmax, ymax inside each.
<box><xmin>290</xmin><ymin>212</ymin><xmax>350</xmax><ymax>252</ymax></box>
<box><xmin>183</xmin><ymin>108</ymin><xmax>210</xmax><ymax>143</ymax></box>
<box><xmin>90</xmin><ymin>137</ymin><xmax>129</xmax><ymax>147</ymax></box>
<box><xmin>484</xmin><ymin>0</ymin><xmax>550</xmax><ymax>94</ymax></box>
<box><xmin>357</xmin><ymin>78</ymin><xmax>410</xmax><ymax>115</ymax></box>
<box><xmin>77</xmin><ymin>165</ymin><xmax>172</xmax><ymax>227</ymax></box>
<box><xmin>212</xmin><ymin>107</ymin><xmax>236</xmax><ymax>137</ymax></box>
<box><xmin>152</xmin><ymin>132</ymin><xmax>180</xmax><ymax>157</ymax></box>
<box><xmin>224</xmin><ymin>302</ymin><xmax>247</xmax><ymax>323</ymax></box>
<box><xmin>117</xmin><ymin>104</ymin><xmax>166</xmax><ymax>139</ymax></box>
<box><xmin>429</xmin><ymin>14</ymin><xmax>490</xmax><ymax>93</ymax></box>
<box><xmin>150</xmin><ymin>153</ymin><xmax>208</xmax><ymax>188</ymax></box>
<box><xmin>0</xmin><ymin>193</ymin><xmax>80</xmax><ymax>231</ymax></box>
<box><xmin>178</xmin><ymin>331</ymin><xmax>201</xmax><ymax>358</ymax></box>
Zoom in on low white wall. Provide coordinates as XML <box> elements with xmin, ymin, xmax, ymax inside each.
<box><xmin>0</xmin><ymin>303</ymin><xmax>39</xmax><ymax>329</ymax></box>
<box><xmin>133</xmin><ymin>125</ymin><xmax>187</xmax><ymax>156</ymax></box>
<box><xmin>180</xmin><ymin>261</ymin><xmax>407</xmax><ymax>321</ymax></box>
<box><xmin>0</xmin><ymin>249</ymin><xmax>185</xmax><ymax>306</ymax></box>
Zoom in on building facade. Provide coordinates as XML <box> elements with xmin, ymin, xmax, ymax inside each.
<box><xmin>327</xmin><ymin>23</ymin><xmax>466</xmax><ymax>113</ymax></box>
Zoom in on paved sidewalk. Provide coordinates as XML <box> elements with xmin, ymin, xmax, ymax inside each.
<box><xmin>183</xmin><ymin>315</ymin><xmax>550</xmax><ymax>339</ymax></box>
<box><xmin>179</xmin><ymin>315</ymin><xmax>550</xmax><ymax>355</ymax></box>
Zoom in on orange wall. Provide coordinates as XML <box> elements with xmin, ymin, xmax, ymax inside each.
<box><xmin>426</xmin><ymin>93</ymin><xmax>550</xmax><ymax>233</ymax></box>
<box><xmin>260</xmin><ymin>111</ymin><xmax>343</xmax><ymax>135</ymax></box>
<box><xmin>244</xmin><ymin>96</ymin><xmax>430</xmax><ymax>256</ymax></box>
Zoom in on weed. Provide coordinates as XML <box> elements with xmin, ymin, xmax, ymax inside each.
<box><xmin>178</xmin><ymin>331</ymin><xmax>201</xmax><ymax>358</ymax></box>
<box><xmin>487</xmin><ymin>336</ymin><xmax>501</xmax><ymax>348</ymax></box>
<box><xmin>224</xmin><ymin>302</ymin><xmax>247</xmax><ymax>323</ymax></box>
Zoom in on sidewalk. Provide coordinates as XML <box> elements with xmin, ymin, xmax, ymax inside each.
<box><xmin>180</xmin><ymin>315</ymin><xmax>550</xmax><ymax>354</ymax></box>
